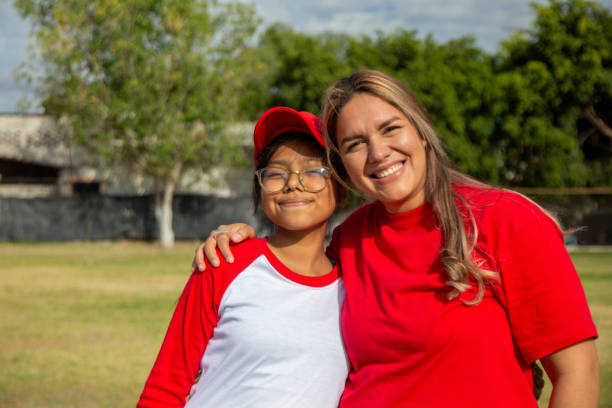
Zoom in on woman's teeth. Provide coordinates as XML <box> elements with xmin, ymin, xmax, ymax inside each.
<box><xmin>373</xmin><ymin>163</ymin><xmax>403</xmax><ymax>178</ymax></box>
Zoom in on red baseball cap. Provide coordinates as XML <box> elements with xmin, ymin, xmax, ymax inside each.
<box><xmin>253</xmin><ymin>107</ymin><xmax>324</xmax><ymax>163</ymax></box>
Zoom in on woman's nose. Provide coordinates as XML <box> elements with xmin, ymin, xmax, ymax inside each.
<box><xmin>367</xmin><ymin>135</ymin><xmax>391</xmax><ymax>162</ymax></box>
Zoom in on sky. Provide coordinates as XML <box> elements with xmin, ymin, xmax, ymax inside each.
<box><xmin>1</xmin><ymin>0</ymin><xmax>611</xmax><ymax>113</ymax></box>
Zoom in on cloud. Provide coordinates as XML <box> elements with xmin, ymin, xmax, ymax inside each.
<box><xmin>247</xmin><ymin>0</ymin><xmax>612</xmax><ymax>50</ymax></box>
<box><xmin>242</xmin><ymin>0</ymin><xmax>533</xmax><ymax>51</ymax></box>
<box><xmin>2</xmin><ymin>0</ymin><xmax>612</xmax><ymax>112</ymax></box>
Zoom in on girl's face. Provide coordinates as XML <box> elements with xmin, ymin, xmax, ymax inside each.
<box><xmin>261</xmin><ymin>139</ymin><xmax>337</xmax><ymax>233</ymax></box>
<box><xmin>335</xmin><ymin>92</ymin><xmax>427</xmax><ymax>213</ymax></box>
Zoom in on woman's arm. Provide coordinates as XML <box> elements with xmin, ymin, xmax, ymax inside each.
<box><xmin>482</xmin><ymin>191</ymin><xmax>599</xmax><ymax>406</ymax></box>
<box><xmin>192</xmin><ymin>223</ymin><xmax>256</xmax><ymax>272</ymax></box>
<box><xmin>541</xmin><ymin>339</ymin><xmax>599</xmax><ymax>408</ymax></box>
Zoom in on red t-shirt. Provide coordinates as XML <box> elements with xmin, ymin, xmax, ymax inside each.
<box><xmin>329</xmin><ymin>185</ymin><xmax>597</xmax><ymax>407</ymax></box>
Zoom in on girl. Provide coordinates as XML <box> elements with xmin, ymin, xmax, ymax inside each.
<box><xmin>137</xmin><ymin>107</ymin><xmax>349</xmax><ymax>408</ymax></box>
<box><xmin>194</xmin><ymin>70</ymin><xmax>599</xmax><ymax>407</ymax></box>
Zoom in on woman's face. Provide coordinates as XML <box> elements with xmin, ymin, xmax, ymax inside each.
<box><xmin>335</xmin><ymin>92</ymin><xmax>427</xmax><ymax>213</ymax></box>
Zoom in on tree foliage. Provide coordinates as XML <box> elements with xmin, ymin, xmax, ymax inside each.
<box><xmin>15</xmin><ymin>0</ymin><xmax>263</xmax><ymax>246</ymax></box>
<box><xmin>501</xmin><ymin>0</ymin><xmax>612</xmax><ymax>186</ymax></box>
<box><xmin>252</xmin><ymin>0</ymin><xmax>612</xmax><ymax>188</ymax></box>
<box><xmin>251</xmin><ymin>24</ymin><xmax>351</xmax><ymax>115</ymax></box>
<box><xmin>15</xmin><ymin>0</ymin><xmax>612</xmax><ymax>222</ymax></box>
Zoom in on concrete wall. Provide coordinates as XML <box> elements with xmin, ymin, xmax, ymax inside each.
<box><xmin>0</xmin><ymin>114</ymin><xmax>255</xmax><ymax>198</ymax></box>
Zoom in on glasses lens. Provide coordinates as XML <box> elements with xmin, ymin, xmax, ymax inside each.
<box><xmin>260</xmin><ymin>168</ymin><xmax>288</xmax><ymax>192</ymax></box>
<box><xmin>301</xmin><ymin>167</ymin><xmax>330</xmax><ymax>192</ymax></box>
<box><xmin>258</xmin><ymin>166</ymin><xmax>330</xmax><ymax>192</ymax></box>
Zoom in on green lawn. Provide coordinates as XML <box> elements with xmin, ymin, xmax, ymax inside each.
<box><xmin>0</xmin><ymin>242</ymin><xmax>609</xmax><ymax>407</ymax></box>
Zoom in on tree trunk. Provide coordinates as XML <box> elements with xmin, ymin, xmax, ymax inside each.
<box><xmin>583</xmin><ymin>102</ymin><xmax>612</xmax><ymax>141</ymax></box>
<box><xmin>154</xmin><ymin>162</ymin><xmax>183</xmax><ymax>248</ymax></box>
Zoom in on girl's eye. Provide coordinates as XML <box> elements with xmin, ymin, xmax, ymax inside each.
<box><xmin>264</xmin><ymin>169</ymin><xmax>287</xmax><ymax>179</ymax></box>
<box><xmin>304</xmin><ymin>167</ymin><xmax>329</xmax><ymax>177</ymax></box>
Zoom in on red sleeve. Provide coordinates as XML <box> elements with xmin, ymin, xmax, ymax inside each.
<box><xmin>487</xmin><ymin>193</ymin><xmax>598</xmax><ymax>364</ymax></box>
<box><xmin>137</xmin><ymin>271</ymin><xmax>218</xmax><ymax>408</ymax></box>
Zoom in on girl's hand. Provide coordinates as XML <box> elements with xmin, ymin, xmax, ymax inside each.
<box><xmin>191</xmin><ymin>223</ymin><xmax>256</xmax><ymax>272</ymax></box>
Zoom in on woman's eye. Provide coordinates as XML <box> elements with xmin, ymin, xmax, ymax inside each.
<box><xmin>345</xmin><ymin>141</ymin><xmax>362</xmax><ymax>152</ymax></box>
<box><xmin>384</xmin><ymin>125</ymin><xmax>400</xmax><ymax>134</ymax></box>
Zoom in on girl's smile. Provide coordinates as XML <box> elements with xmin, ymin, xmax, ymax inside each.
<box><xmin>277</xmin><ymin>197</ymin><xmax>315</xmax><ymax>207</ymax></box>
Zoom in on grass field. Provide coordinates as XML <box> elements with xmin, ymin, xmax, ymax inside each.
<box><xmin>0</xmin><ymin>242</ymin><xmax>609</xmax><ymax>407</ymax></box>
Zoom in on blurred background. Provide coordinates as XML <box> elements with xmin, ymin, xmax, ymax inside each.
<box><xmin>0</xmin><ymin>0</ymin><xmax>610</xmax><ymax>406</ymax></box>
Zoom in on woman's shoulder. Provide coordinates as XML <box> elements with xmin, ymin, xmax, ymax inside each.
<box><xmin>455</xmin><ymin>183</ymin><xmax>561</xmax><ymax>233</ymax></box>
<box><xmin>335</xmin><ymin>201</ymin><xmax>379</xmax><ymax>231</ymax></box>
<box><xmin>328</xmin><ymin>202</ymin><xmax>379</xmax><ymax>254</ymax></box>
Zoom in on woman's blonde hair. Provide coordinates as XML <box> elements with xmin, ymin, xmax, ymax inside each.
<box><xmin>321</xmin><ymin>69</ymin><xmax>496</xmax><ymax>304</ymax></box>
<box><xmin>322</xmin><ymin>70</ymin><xmax>548</xmax><ymax>398</ymax></box>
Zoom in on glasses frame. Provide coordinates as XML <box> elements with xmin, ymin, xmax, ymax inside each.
<box><xmin>255</xmin><ymin>166</ymin><xmax>332</xmax><ymax>193</ymax></box>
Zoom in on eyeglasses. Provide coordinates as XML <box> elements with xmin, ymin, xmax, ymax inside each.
<box><xmin>255</xmin><ymin>166</ymin><xmax>331</xmax><ymax>193</ymax></box>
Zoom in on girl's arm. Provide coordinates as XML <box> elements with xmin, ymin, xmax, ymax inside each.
<box><xmin>192</xmin><ymin>223</ymin><xmax>256</xmax><ymax>272</ymax></box>
<box><xmin>541</xmin><ymin>339</ymin><xmax>599</xmax><ymax>408</ymax></box>
<box><xmin>137</xmin><ymin>272</ymin><xmax>217</xmax><ymax>407</ymax></box>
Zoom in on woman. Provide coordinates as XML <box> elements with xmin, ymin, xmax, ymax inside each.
<box><xmin>193</xmin><ymin>70</ymin><xmax>599</xmax><ymax>407</ymax></box>
<box><xmin>138</xmin><ymin>107</ymin><xmax>349</xmax><ymax>407</ymax></box>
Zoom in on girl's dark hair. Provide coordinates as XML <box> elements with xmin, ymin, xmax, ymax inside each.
<box><xmin>252</xmin><ymin>132</ymin><xmax>327</xmax><ymax>213</ymax></box>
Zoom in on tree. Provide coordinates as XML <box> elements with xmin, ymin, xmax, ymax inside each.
<box><xmin>501</xmin><ymin>0</ymin><xmax>612</xmax><ymax>186</ymax></box>
<box><xmin>15</xmin><ymin>0</ymin><xmax>262</xmax><ymax>246</ymax></box>
<box><xmin>255</xmin><ymin>24</ymin><xmax>351</xmax><ymax>113</ymax></box>
<box><xmin>387</xmin><ymin>36</ymin><xmax>505</xmax><ymax>184</ymax></box>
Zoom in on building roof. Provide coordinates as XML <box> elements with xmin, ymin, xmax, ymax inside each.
<box><xmin>0</xmin><ymin>113</ymin><xmax>254</xmax><ymax>170</ymax></box>
<box><xmin>0</xmin><ymin>113</ymin><xmax>86</xmax><ymax>168</ymax></box>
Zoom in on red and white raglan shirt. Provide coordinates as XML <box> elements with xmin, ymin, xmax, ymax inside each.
<box><xmin>329</xmin><ymin>184</ymin><xmax>598</xmax><ymax>408</ymax></box>
<box><xmin>138</xmin><ymin>237</ymin><xmax>349</xmax><ymax>408</ymax></box>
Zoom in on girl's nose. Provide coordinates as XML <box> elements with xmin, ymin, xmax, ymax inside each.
<box><xmin>284</xmin><ymin>171</ymin><xmax>303</xmax><ymax>191</ymax></box>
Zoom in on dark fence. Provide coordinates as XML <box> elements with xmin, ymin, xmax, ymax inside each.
<box><xmin>529</xmin><ymin>193</ymin><xmax>612</xmax><ymax>246</ymax></box>
<box><xmin>0</xmin><ymin>193</ymin><xmax>610</xmax><ymax>245</ymax></box>
<box><xmin>0</xmin><ymin>194</ymin><xmax>261</xmax><ymax>242</ymax></box>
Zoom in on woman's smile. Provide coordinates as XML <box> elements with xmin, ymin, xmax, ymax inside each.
<box><xmin>370</xmin><ymin>161</ymin><xmax>405</xmax><ymax>180</ymax></box>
